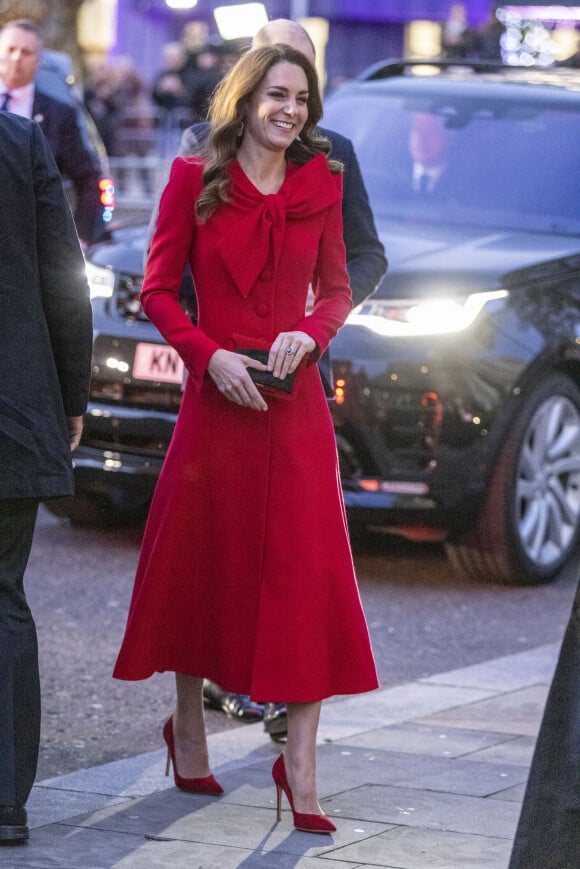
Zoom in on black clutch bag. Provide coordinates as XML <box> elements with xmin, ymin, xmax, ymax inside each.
<box><xmin>235</xmin><ymin>347</ymin><xmax>297</xmax><ymax>394</ymax></box>
<box><xmin>233</xmin><ymin>334</ymin><xmax>306</xmax><ymax>400</ymax></box>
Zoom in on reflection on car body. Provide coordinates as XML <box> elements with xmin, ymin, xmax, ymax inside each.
<box><xmin>57</xmin><ymin>60</ymin><xmax>580</xmax><ymax>586</ymax></box>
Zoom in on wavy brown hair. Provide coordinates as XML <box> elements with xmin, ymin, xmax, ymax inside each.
<box><xmin>195</xmin><ymin>44</ymin><xmax>342</xmax><ymax>222</ymax></box>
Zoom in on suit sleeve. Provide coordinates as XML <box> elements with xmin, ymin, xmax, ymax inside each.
<box><xmin>178</xmin><ymin>122</ymin><xmax>210</xmax><ymax>157</ymax></box>
<box><xmin>294</xmin><ymin>173</ymin><xmax>353</xmax><ymax>359</ymax></box>
<box><xmin>144</xmin><ymin>122</ymin><xmax>211</xmax><ymax>265</ymax></box>
<box><xmin>52</xmin><ymin>102</ymin><xmax>101</xmax><ymax>243</ymax></box>
<box><xmin>141</xmin><ymin>158</ymin><xmax>220</xmax><ymax>390</ymax></box>
<box><xmin>32</xmin><ymin>123</ymin><xmax>93</xmax><ymax>416</ymax></box>
<box><xmin>341</xmin><ymin>139</ymin><xmax>387</xmax><ymax>306</ymax></box>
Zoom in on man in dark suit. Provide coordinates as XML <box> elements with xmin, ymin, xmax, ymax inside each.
<box><xmin>0</xmin><ymin>112</ymin><xmax>93</xmax><ymax>845</ymax></box>
<box><xmin>0</xmin><ymin>18</ymin><xmax>103</xmax><ymax>246</ymax></box>
<box><xmin>164</xmin><ymin>19</ymin><xmax>387</xmax><ymax>737</ymax></box>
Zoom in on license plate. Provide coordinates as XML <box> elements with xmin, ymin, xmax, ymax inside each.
<box><xmin>133</xmin><ymin>342</ymin><xmax>184</xmax><ymax>384</ymax></box>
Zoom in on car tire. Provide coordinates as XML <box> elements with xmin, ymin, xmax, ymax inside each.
<box><xmin>446</xmin><ymin>372</ymin><xmax>580</xmax><ymax>585</ymax></box>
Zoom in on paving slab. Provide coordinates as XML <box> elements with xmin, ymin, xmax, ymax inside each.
<box><xmin>37</xmin><ymin>727</ymin><xmax>275</xmax><ymax>799</ymax></box>
<box><xmin>488</xmin><ymin>784</ymin><xmax>527</xmax><ymax>803</ymax></box>
<box><xmin>416</xmin><ymin>685</ymin><xmax>549</xmax><ymax>737</ymax></box>
<box><xmin>325</xmin><ymin>824</ymin><xmax>513</xmax><ymax>869</ymax></box>
<box><xmin>53</xmin><ymin>791</ymin><xmax>390</xmax><ymax>857</ymax></box>
<box><xmin>25</xmin><ymin>787</ymin><xmax>129</xmax><ymax>832</ymax></box>
<box><xmin>316</xmin><ymin>746</ymin><xmax>527</xmax><ymax>798</ymax></box>
<box><xmin>336</xmin><ymin>723</ymin><xmax>513</xmax><ymax>759</ymax></box>
<box><xmin>464</xmin><ymin>735</ymin><xmax>536</xmax><ymax>767</ymax></box>
<box><xmin>322</xmin><ymin>783</ymin><xmax>521</xmax><ymax>839</ymax></box>
<box><xmin>212</xmin><ymin>745</ymin><xmax>525</xmax><ymax>805</ymax></box>
<box><xmin>317</xmin><ymin>685</ymin><xmax>496</xmax><ymax>741</ymax></box>
<box><xmin>0</xmin><ymin>824</ymin><xmax>363</xmax><ymax>869</ymax></box>
<box><xmin>420</xmin><ymin>643</ymin><xmax>558</xmax><ymax>692</ymax></box>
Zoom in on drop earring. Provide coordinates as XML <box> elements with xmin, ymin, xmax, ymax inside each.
<box><xmin>237</xmin><ymin>122</ymin><xmax>245</xmax><ymax>138</ymax></box>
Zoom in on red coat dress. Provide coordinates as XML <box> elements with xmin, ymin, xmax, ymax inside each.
<box><xmin>113</xmin><ymin>154</ymin><xmax>379</xmax><ymax>702</ymax></box>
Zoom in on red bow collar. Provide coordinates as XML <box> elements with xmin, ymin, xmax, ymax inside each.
<box><xmin>216</xmin><ymin>154</ymin><xmax>341</xmax><ymax>298</ymax></box>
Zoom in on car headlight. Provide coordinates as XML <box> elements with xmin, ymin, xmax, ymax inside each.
<box><xmin>86</xmin><ymin>261</ymin><xmax>115</xmax><ymax>300</ymax></box>
<box><xmin>347</xmin><ymin>290</ymin><xmax>508</xmax><ymax>336</ymax></box>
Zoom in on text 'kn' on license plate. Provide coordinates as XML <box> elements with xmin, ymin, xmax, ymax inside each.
<box><xmin>133</xmin><ymin>342</ymin><xmax>185</xmax><ymax>384</ymax></box>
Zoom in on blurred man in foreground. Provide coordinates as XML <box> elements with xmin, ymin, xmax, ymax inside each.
<box><xmin>0</xmin><ymin>112</ymin><xmax>93</xmax><ymax>845</ymax></box>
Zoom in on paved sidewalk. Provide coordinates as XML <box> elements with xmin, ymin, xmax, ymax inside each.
<box><xmin>3</xmin><ymin>643</ymin><xmax>559</xmax><ymax>869</ymax></box>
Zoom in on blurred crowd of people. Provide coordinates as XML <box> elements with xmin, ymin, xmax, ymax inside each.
<box><xmin>83</xmin><ymin>23</ymin><xmax>242</xmax><ymax>164</ymax></box>
<box><xmin>441</xmin><ymin>4</ymin><xmax>503</xmax><ymax>61</ymax></box>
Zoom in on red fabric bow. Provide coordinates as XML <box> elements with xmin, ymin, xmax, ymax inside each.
<box><xmin>216</xmin><ymin>155</ymin><xmax>341</xmax><ymax>298</ymax></box>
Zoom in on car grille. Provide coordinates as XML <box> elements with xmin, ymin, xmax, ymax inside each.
<box><xmin>332</xmin><ymin>369</ymin><xmax>443</xmax><ymax>476</ymax></box>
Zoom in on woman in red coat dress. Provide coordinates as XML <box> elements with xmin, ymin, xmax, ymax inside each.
<box><xmin>114</xmin><ymin>44</ymin><xmax>378</xmax><ymax>833</ymax></box>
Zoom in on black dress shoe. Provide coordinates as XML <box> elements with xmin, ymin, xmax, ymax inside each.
<box><xmin>0</xmin><ymin>806</ymin><xmax>29</xmax><ymax>845</ymax></box>
<box><xmin>263</xmin><ymin>702</ymin><xmax>287</xmax><ymax>741</ymax></box>
<box><xmin>202</xmin><ymin>679</ymin><xmax>264</xmax><ymax>722</ymax></box>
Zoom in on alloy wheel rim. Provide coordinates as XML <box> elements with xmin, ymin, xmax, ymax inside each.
<box><xmin>516</xmin><ymin>394</ymin><xmax>580</xmax><ymax>568</ymax></box>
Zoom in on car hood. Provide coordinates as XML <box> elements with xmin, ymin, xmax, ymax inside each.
<box><xmin>88</xmin><ymin>224</ymin><xmax>149</xmax><ymax>275</ymax></box>
<box><xmin>88</xmin><ymin>221</ymin><xmax>580</xmax><ymax>302</ymax></box>
<box><xmin>375</xmin><ymin>218</ymin><xmax>580</xmax><ymax>298</ymax></box>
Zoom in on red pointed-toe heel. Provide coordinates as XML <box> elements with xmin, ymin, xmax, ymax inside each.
<box><xmin>163</xmin><ymin>717</ymin><xmax>223</xmax><ymax>795</ymax></box>
<box><xmin>272</xmin><ymin>753</ymin><xmax>336</xmax><ymax>834</ymax></box>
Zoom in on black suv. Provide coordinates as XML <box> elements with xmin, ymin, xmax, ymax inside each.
<box><xmin>59</xmin><ymin>60</ymin><xmax>580</xmax><ymax>586</ymax></box>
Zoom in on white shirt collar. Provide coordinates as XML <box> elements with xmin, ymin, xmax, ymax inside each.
<box><xmin>413</xmin><ymin>162</ymin><xmax>447</xmax><ymax>192</ymax></box>
<box><xmin>0</xmin><ymin>79</ymin><xmax>35</xmax><ymax>119</ymax></box>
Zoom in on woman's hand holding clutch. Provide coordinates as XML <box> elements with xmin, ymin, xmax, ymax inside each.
<box><xmin>208</xmin><ymin>349</ymin><xmax>269</xmax><ymax>411</ymax></box>
<box><xmin>269</xmin><ymin>331</ymin><xmax>316</xmax><ymax>380</ymax></box>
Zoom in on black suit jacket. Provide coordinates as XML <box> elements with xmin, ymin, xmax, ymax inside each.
<box><xmin>32</xmin><ymin>89</ymin><xmax>102</xmax><ymax>243</ymax></box>
<box><xmin>0</xmin><ymin>114</ymin><xmax>93</xmax><ymax>499</ymax></box>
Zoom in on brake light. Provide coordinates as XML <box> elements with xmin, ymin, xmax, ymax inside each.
<box><xmin>99</xmin><ymin>177</ymin><xmax>115</xmax><ymax>223</ymax></box>
<box><xmin>335</xmin><ymin>378</ymin><xmax>346</xmax><ymax>405</ymax></box>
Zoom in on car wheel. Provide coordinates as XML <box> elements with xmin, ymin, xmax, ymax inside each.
<box><xmin>446</xmin><ymin>373</ymin><xmax>580</xmax><ymax>585</ymax></box>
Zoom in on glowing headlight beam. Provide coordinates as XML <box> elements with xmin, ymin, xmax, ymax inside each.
<box><xmin>86</xmin><ymin>262</ymin><xmax>115</xmax><ymax>300</ymax></box>
<box><xmin>347</xmin><ymin>290</ymin><xmax>508</xmax><ymax>337</ymax></box>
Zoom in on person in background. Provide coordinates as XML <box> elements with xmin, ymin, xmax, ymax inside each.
<box><xmin>0</xmin><ymin>19</ymin><xmax>103</xmax><ymax>247</ymax></box>
<box><xmin>408</xmin><ymin>112</ymin><xmax>454</xmax><ymax>196</ymax></box>
<box><xmin>172</xmin><ymin>18</ymin><xmax>387</xmax><ymax>741</ymax></box>
<box><xmin>441</xmin><ymin>4</ymin><xmax>478</xmax><ymax>59</ymax></box>
<box><xmin>151</xmin><ymin>41</ymin><xmax>194</xmax><ymax>157</ymax></box>
<box><xmin>83</xmin><ymin>61</ymin><xmax>119</xmax><ymax>156</ymax></box>
<box><xmin>114</xmin><ymin>43</ymin><xmax>379</xmax><ymax>835</ymax></box>
<box><xmin>151</xmin><ymin>41</ymin><xmax>193</xmax><ymax>116</ymax></box>
<box><xmin>475</xmin><ymin>8</ymin><xmax>504</xmax><ymax>62</ymax></box>
<box><xmin>0</xmin><ymin>111</ymin><xmax>93</xmax><ymax>846</ymax></box>
<box><xmin>187</xmin><ymin>41</ymin><xmax>223</xmax><ymax>123</ymax></box>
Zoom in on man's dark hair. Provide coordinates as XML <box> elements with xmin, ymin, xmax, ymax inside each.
<box><xmin>1</xmin><ymin>18</ymin><xmax>42</xmax><ymax>43</ymax></box>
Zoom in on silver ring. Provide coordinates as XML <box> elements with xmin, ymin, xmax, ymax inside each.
<box><xmin>286</xmin><ymin>346</ymin><xmax>294</xmax><ymax>355</ymax></box>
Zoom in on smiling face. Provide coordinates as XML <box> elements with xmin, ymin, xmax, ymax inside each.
<box><xmin>0</xmin><ymin>25</ymin><xmax>40</xmax><ymax>90</ymax></box>
<box><xmin>244</xmin><ymin>61</ymin><xmax>309</xmax><ymax>154</ymax></box>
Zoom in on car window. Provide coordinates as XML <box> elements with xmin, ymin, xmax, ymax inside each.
<box><xmin>323</xmin><ymin>88</ymin><xmax>580</xmax><ymax>235</ymax></box>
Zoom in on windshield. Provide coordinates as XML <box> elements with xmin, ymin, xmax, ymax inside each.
<box><xmin>323</xmin><ymin>89</ymin><xmax>580</xmax><ymax>235</ymax></box>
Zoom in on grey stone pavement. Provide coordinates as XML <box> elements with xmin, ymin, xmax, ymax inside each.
<box><xmin>3</xmin><ymin>643</ymin><xmax>560</xmax><ymax>869</ymax></box>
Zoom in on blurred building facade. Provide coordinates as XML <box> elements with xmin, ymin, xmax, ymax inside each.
<box><xmin>79</xmin><ymin>0</ymin><xmax>498</xmax><ymax>89</ymax></box>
